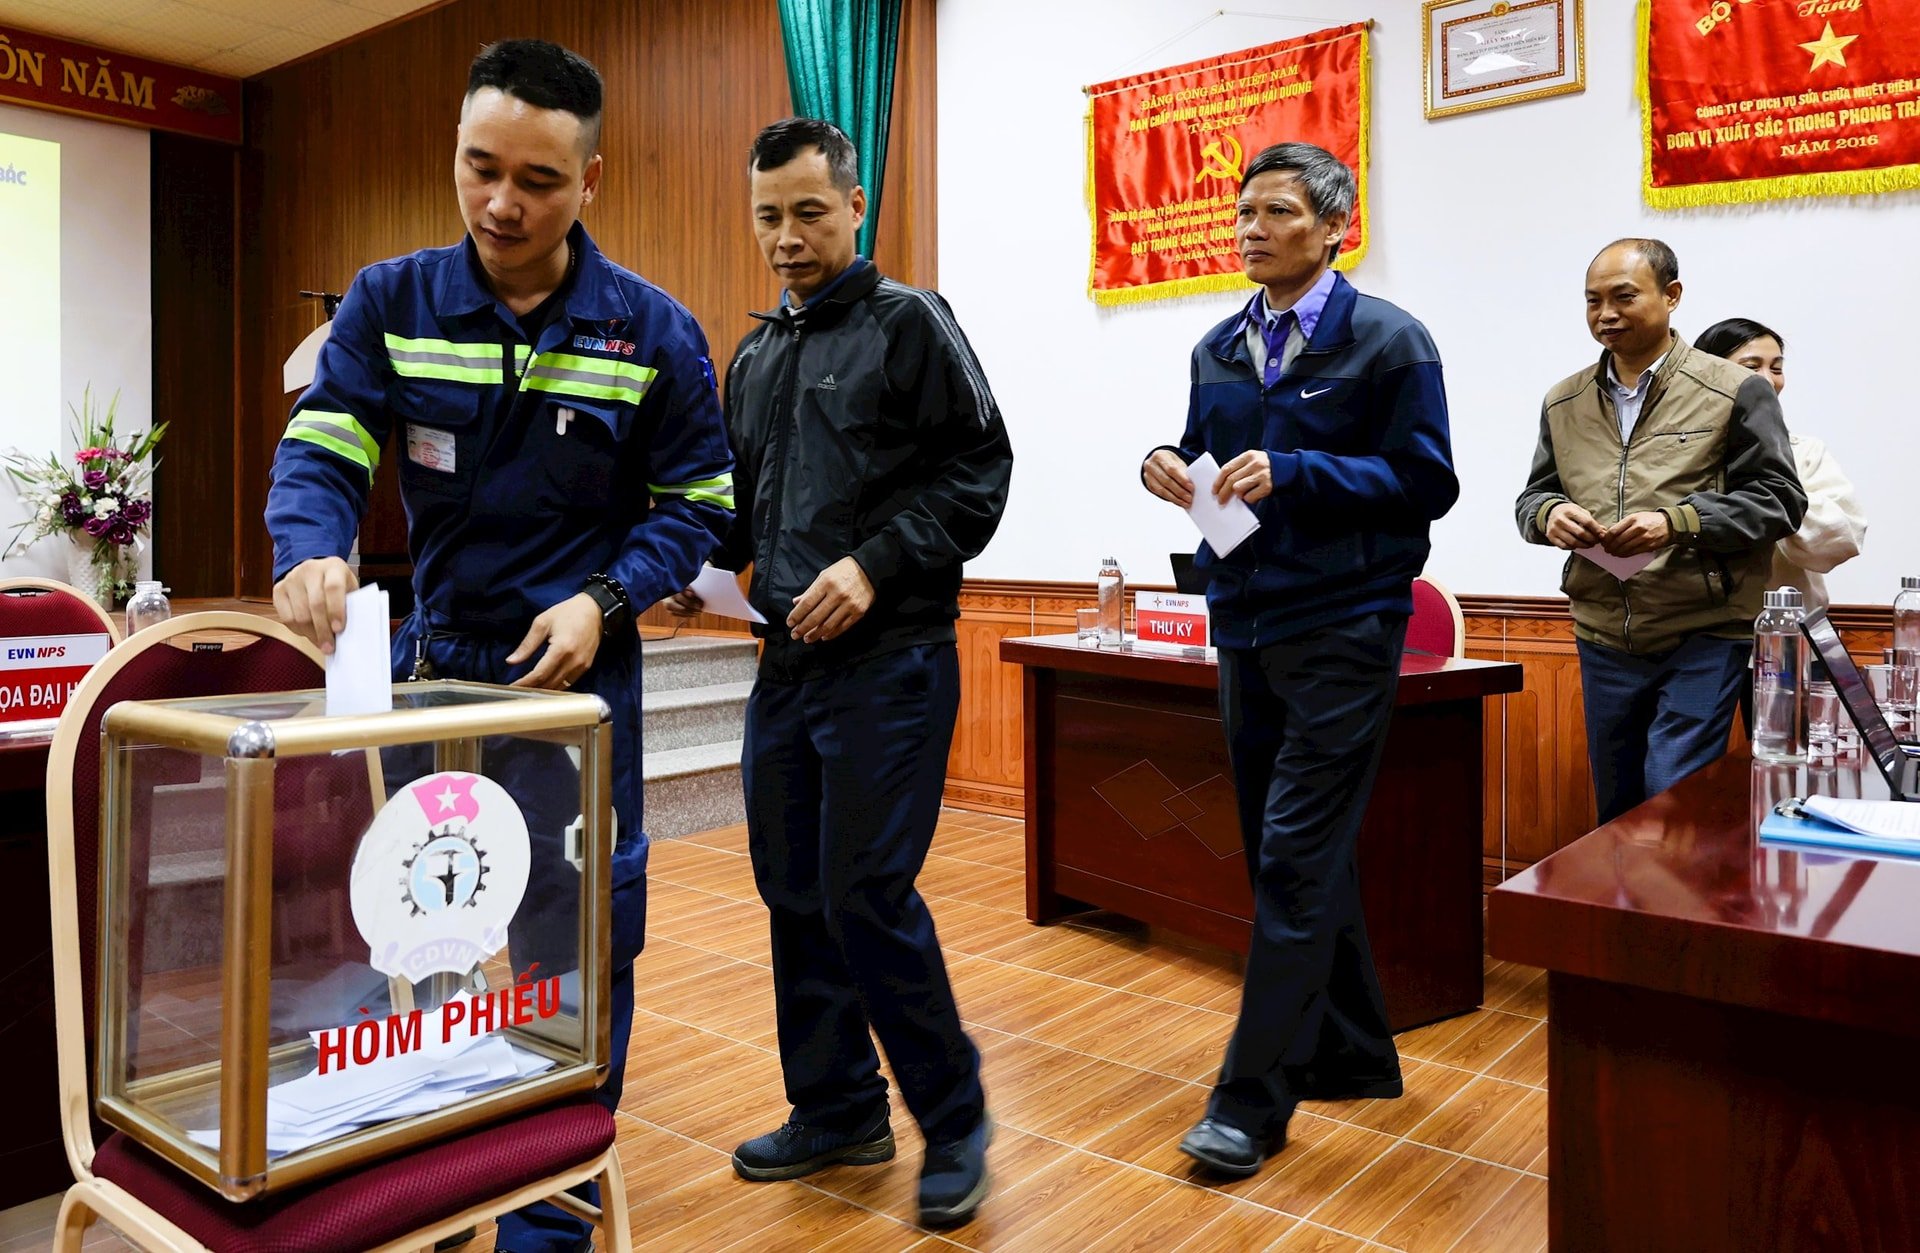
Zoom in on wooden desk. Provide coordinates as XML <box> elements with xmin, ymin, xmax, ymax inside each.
<box><xmin>1001</xmin><ymin>634</ymin><xmax>1521</xmax><ymax>1032</ymax></box>
<box><xmin>1489</xmin><ymin>749</ymin><xmax>1920</xmax><ymax>1252</ymax></box>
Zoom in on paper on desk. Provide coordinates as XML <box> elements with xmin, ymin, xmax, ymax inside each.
<box><xmin>1184</xmin><ymin>453</ymin><xmax>1260</xmax><ymax>559</ymax></box>
<box><xmin>325</xmin><ymin>583</ymin><xmax>392</xmax><ymax>717</ymax></box>
<box><xmin>691</xmin><ymin>563</ymin><xmax>766</xmax><ymax>624</ymax></box>
<box><xmin>1575</xmin><ymin>546</ymin><xmax>1656</xmax><ymax>580</ymax></box>
<box><xmin>1803</xmin><ymin>795</ymin><xmax>1920</xmax><ymax>841</ymax></box>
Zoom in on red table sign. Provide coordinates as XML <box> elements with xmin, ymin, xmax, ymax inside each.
<box><xmin>0</xmin><ymin>632</ymin><xmax>111</xmax><ymax>724</ymax></box>
<box><xmin>1135</xmin><ymin>591</ymin><xmax>1209</xmax><ymax>649</ymax></box>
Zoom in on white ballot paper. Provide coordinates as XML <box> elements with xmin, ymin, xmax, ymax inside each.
<box><xmin>691</xmin><ymin>563</ymin><xmax>767</xmax><ymax>624</ymax></box>
<box><xmin>1184</xmin><ymin>453</ymin><xmax>1261</xmax><ymax>559</ymax></box>
<box><xmin>1575</xmin><ymin>546</ymin><xmax>1656</xmax><ymax>581</ymax></box>
<box><xmin>188</xmin><ymin>995</ymin><xmax>555</xmax><ymax>1156</ymax></box>
<box><xmin>326</xmin><ymin>583</ymin><xmax>393</xmax><ymax>717</ymax></box>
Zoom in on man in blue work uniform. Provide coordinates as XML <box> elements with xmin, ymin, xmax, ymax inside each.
<box><xmin>267</xmin><ymin>40</ymin><xmax>732</xmax><ymax>1252</ymax></box>
<box><xmin>666</xmin><ymin>118</ymin><xmax>1011</xmax><ymax>1227</ymax></box>
<box><xmin>1142</xmin><ymin>143</ymin><xmax>1458</xmax><ymax>1178</ymax></box>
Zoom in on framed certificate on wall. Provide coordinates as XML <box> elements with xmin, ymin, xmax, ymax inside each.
<box><xmin>1424</xmin><ymin>0</ymin><xmax>1585</xmax><ymax>120</ymax></box>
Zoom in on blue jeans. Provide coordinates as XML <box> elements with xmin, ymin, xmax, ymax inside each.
<box><xmin>1577</xmin><ymin>633</ymin><xmax>1752</xmax><ymax>824</ymax></box>
<box><xmin>391</xmin><ymin>617</ymin><xmax>644</xmax><ymax>1253</ymax></box>
<box><xmin>744</xmin><ymin>643</ymin><xmax>984</xmax><ymax>1145</ymax></box>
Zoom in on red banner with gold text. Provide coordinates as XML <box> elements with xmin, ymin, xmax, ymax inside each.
<box><xmin>0</xmin><ymin>23</ymin><xmax>241</xmax><ymax>145</ymax></box>
<box><xmin>1642</xmin><ymin>0</ymin><xmax>1920</xmax><ymax>207</ymax></box>
<box><xmin>1085</xmin><ymin>23</ymin><xmax>1369</xmax><ymax>307</ymax></box>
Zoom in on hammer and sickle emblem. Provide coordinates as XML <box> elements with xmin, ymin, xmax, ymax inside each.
<box><xmin>1193</xmin><ymin>134</ymin><xmax>1244</xmax><ymax>184</ymax></box>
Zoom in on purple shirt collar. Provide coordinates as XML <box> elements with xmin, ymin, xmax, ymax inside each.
<box><xmin>1243</xmin><ymin>266</ymin><xmax>1337</xmax><ymax>343</ymax></box>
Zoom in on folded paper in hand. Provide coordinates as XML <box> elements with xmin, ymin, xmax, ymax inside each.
<box><xmin>691</xmin><ymin>564</ymin><xmax>766</xmax><ymax>625</ymax></box>
<box><xmin>1575</xmin><ymin>546</ymin><xmax>1656</xmax><ymax>580</ymax></box>
<box><xmin>325</xmin><ymin>583</ymin><xmax>392</xmax><ymax>717</ymax></box>
<box><xmin>1183</xmin><ymin>453</ymin><xmax>1261</xmax><ymax>559</ymax></box>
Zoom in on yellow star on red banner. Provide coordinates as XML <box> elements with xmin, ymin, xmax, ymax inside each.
<box><xmin>1799</xmin><ymin>21</ymin><xmax>1858</xmax><ymax>72</ymax></box>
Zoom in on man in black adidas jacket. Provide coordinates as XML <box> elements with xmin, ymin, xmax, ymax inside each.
<box><xmin>665</xmin><ymin>117</ymin><xmax>1011</xmax><ymax>1227</ymax></box>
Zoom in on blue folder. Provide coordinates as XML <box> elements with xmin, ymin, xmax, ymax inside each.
<box><xmin>1759</xmin><ymin>800</ymin><xmax>1920</xmax><ymax>861</ymax></box>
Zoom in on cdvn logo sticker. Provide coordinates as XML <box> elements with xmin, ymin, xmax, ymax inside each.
<box><xmin>350</xmin><ymin>772</ymin><xmax>532</xmax><ymax>980</ymax></box>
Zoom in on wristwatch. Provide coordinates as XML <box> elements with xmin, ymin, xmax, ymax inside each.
<box><xmin>581</xmin><ymin>574</ymin><xmax>633</xmax><ymax>640</ymax></box>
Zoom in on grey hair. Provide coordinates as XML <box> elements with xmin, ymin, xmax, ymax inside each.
<box><xmin>1240</xmin><ymin>142</ymin><xmax>1356</xmax><ymax>261</ymax></box>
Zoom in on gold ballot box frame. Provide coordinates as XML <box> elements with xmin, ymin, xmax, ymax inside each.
<box><xmin>91</xmin><ymin>674</ymin><xmax>615</xmax><ymax>1202</ymax></box>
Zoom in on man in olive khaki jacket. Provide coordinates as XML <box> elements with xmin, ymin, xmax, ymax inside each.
<box><xmin>1516</xmin><ymin>238</ymin><xmax>1805</xmax><ymax>823</ymax></box>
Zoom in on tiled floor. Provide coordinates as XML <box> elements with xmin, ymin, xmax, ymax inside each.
<box><xmin>29</xmin><ymin>810</ymin><xmax>1549</xmax><ymax>1252</ymax></box>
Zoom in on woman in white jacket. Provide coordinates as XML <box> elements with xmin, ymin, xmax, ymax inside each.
<box><xmin>1696</xmin><ymin>318</ymin><xmax>1868</xmax><ymax>612</ymax></box>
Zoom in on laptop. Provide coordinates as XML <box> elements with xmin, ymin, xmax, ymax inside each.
<box><xmin>1801</xmin><ymin>607</ymin><xmax>1920</xmax><ymax>800</ymax></box>
<box><xmin>1169</xmin><ymin>552</ymin><xmax>1207</xmax><ymax>596</ymax></box>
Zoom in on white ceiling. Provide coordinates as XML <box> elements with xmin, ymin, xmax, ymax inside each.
<box><xmin>0</xmin><ymin>0</ymin><xmax>443</xmax><ymax>78</ymax></box>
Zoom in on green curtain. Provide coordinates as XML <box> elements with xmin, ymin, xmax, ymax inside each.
<box><xmin>777</xmin><ymin>0</ymin><xmax>902</xmax><ymax>256</ymax></box>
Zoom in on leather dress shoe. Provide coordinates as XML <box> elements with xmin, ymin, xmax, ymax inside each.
<box><xmin>1177</xmin><ymin>1116</ymin><xmax>1286</xmax><ymax>1178</ymax></box>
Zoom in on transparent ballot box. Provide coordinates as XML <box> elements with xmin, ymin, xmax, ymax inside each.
<box><xmin>96</xmin><ymin>681</ymin><xmax>615</xmax><ymax>1200</ymax></box>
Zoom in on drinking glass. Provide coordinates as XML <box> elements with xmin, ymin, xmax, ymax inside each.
<box><xmin>1864</xmin><ymin>663</ymin><xmax>1910</xmax><ymax>738</ymax></box>
<box><xmin>1806</xmin><ymin>680</ymin><xmax>1839</xmax><ymax>758</ymax></box>
<box><xmin>1075</xmin><ymin>607</ymin><xmax>1100</xmax><ymax>646</ymax></box>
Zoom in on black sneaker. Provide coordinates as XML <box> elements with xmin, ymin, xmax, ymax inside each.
<box><xmin>731</xmin><ymin>1108</ymin><xmax>895</xmax><ymax>1182</ymax></box>
<box><xmin>918</xmin><ymin>1113</ymin><xmax>993</xmax><ymax>1227</ymax></box>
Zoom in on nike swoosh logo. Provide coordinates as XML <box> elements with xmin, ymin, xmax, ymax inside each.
<box><xmin>1300</xmin><ymin>386</ymin><xmax>1333</xmax><ymax>399</ymax></box>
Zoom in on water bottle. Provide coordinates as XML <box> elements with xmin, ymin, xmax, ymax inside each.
<box><xmin>125</xmin><ymin>581</ymin><xmax>171</xmax><ymax>637</ymax></box>
<box><xmin>1890</xmin><ymin>578</ymin><xmax>1920</xmax><ymax>720</ymax></box>
<box><xmin>1096</xmin><ymin>556</ymin><xmax>1125</xmax><ymax>646</ymax></box>
<box><xmin>1896</xmin><ymin>577</ymin><xmax>1920</xmax><ymax>654</ymax></box>
<box><xmin>1753</xmin><ymin>587</ymin><xmax>1806</xmax><ymax>763</ymax></box>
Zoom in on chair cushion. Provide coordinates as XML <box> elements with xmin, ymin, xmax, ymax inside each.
<box><xmin>91</xmin><ymin>1098</ymin><xmax>615</xmax><ymax>1253</ymax></box>
<box><xmin>1406</xmin><ymin>580</ymin><xmax>1458</xmax><ymax>658</ymax></box>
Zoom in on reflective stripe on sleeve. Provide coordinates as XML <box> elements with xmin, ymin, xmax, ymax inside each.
<box><xmin>649</xmin><ymin>473</ymin><xmax>735</xmax><ymax>509</ymax></box>
<box><xmin>284</xmin><ymin>409</ymin><xmax>379</xmax><ymax>476</ymax></box>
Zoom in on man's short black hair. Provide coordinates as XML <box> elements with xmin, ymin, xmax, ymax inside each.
<box><xmin>1596</xmin><ymin>237</ymin><xmax>1680</xmax><ymax>289</ymax></box>
<box><xmin>1695</xmin><ymin>317</ymin><xmax>1786</xmax><ymax>359</ymax></box>
<box><xmin>467</xmin><ymin>39</ymin><xmax>604</xmax><ymax>155</ymax></box>
<box><xmin>749</xmin><ymin>117</ymin><xmax>860</xmax><ymax>194</ymax></box>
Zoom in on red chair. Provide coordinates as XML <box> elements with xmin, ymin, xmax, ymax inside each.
<box><xmin>0</xmin><ymin>577</ymin><xmax>122</xmax><ymax>645</ymax></box>
<box><xmin>1408</xmin><ymin>575</ymin><xmax>1466</xmax><ymax>659</ymax></box>
<box><xmin>47</xmin><ymin>612</ymin><xmax>631</xmax><ymax>1252</ymax></box>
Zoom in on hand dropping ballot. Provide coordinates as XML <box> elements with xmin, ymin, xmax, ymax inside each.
<box><xmin>1183</xmin><ymin>453</ymin><xmax>1260</xmax><ymax>559</ymax></box>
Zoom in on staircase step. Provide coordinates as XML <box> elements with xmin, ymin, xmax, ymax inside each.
<box><xmin>643</xmin><ymin>738</ymin><xmax>745</xmax><ymax>839</ymax></box>
<box><xmin>640</xmin><ymin>634</ymin><xmax>757</xmax><ymax>692</ymax></box>
<box><xmin>642</xmin><ymin>679</ymin><xmax>751</xmax><ymax>752</ymax></box>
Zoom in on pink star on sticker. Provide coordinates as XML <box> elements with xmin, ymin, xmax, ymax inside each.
<box><xmin>412</xmin><ymin>773</ymin><xmax>480</xmax><ymax>824</ymax></box>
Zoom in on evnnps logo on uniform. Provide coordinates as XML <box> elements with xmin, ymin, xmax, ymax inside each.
<box><xmin>350</xmin><ymin>772</ymin><xmax>532</xmax><ymax>980</ymax></box>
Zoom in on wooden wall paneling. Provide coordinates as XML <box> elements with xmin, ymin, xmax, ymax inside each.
<box><xmin>945</xmin><ymin>584</ymin><xmax>1897</xmax><ymax>884</ymax></box>
<box><xmin>151</xmin><ymin>131</ymin><xmax>238</xmax><ymax>598</ymax></box>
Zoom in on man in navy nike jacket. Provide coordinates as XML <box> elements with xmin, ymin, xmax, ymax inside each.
<box><xmin>1141</xmin><ymin>142</ymin><xmax>1457</xmax><ymax>1178</ymax></box>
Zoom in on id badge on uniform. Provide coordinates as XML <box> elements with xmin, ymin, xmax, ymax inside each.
<box><xmin>406</xmin><ymin>423</ymin><xmax>456</xmax><ymax>473</ymax></box>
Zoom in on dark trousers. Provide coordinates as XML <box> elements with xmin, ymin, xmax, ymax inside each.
<box><xmin>744</xmin><ymin>643</ymin><xmax>984</xmax><ymax>1145</ymax></box>
<box><xmin>1577</xmin><ymin>634</ymin><xmax>1752</xmax><ymax>825</ymax></box>
<box><xmin>1208</xmin><ymin>613</ymin><xmax>1406</xmax><ymax>1135</ymax></box>
<box><xmin>392</xmin><ymin>618</ymin><xmax>644</xmax><ymax>1253</ymax></box>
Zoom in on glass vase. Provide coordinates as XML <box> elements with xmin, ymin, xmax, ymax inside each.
<box><xmin>65</xmin><ymin>536</ymin><xmax>122</xmax><ymax>611</ymax></box>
